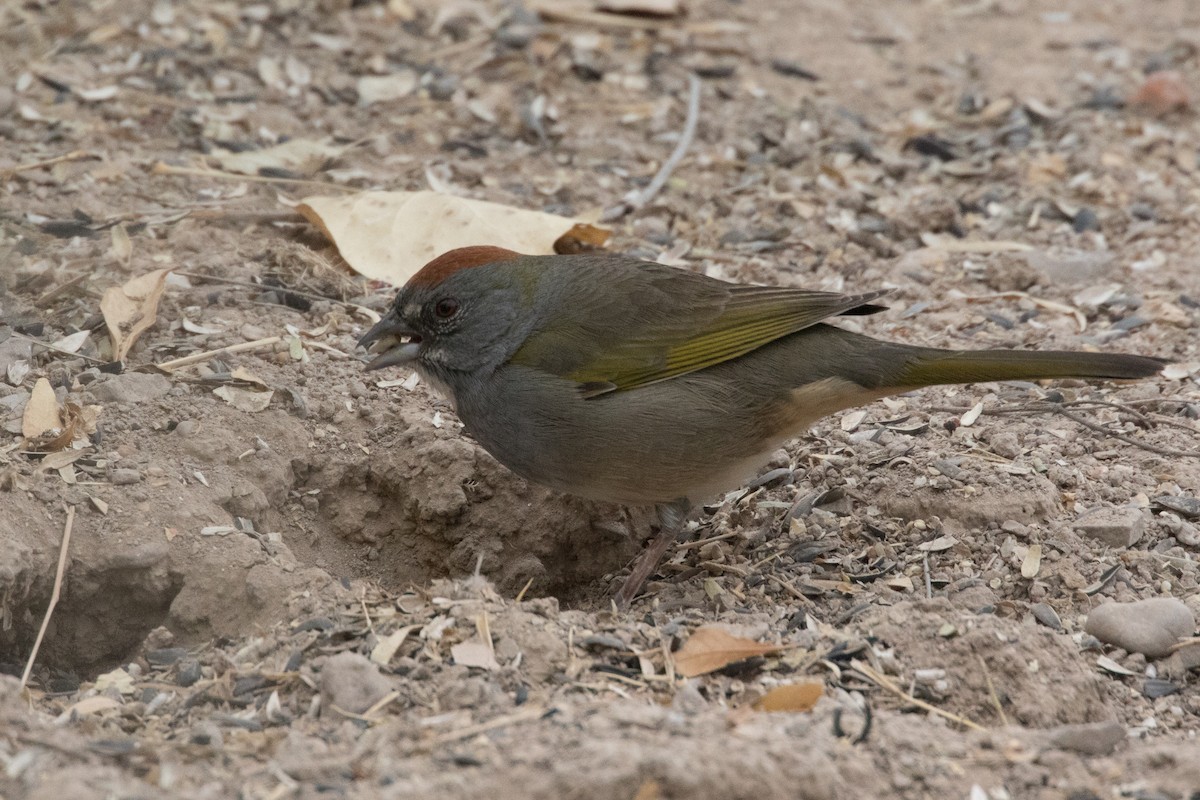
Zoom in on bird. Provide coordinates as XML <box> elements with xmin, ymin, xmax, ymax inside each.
<box><xmin>359</xmin><ymin>245</ymin><xmax>1165</xmax><ymax>608</ymax></box>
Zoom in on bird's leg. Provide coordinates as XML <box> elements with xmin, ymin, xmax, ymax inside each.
<box><xmin>613</xmin><ymin>498</ymin><xmax>692</xmax><ymax>610</ymax></box>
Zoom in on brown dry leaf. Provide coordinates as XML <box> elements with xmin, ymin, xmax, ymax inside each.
<box><xmin>101</xmin><ymin>268</ymin><xmax>171</xmax><ymax>362</ymax></box>
<box><xmin>25</xmin><ymin>399</ymin><xmax>101</xmax><ymax>453</ymax></box>
<box><xmin>22</xmin><ymin>378</ymin><xmax>61</xmax><ymax>439</ymax></box>
<box><xmin>297</xmin><ymin>191</ymin><xmax>609</xmax><ymax>286</ymax></box>
<box><xmin>554</xmin><ymin>222</ymin><xmax>612</xmax><ymax>254</ymax></box>
<box><xmin>632</xmin><ymin>779</ymin><xmax>663</xmax><ymax>800</ymax></box>
<box><xmin>1026</xmin><ymin>152</ymin><xmax>1067</xmax><ymax>185</ymax></box>
<box><xmin>751</xmin><ymin>682</ymin><xmax>823</xmax><ymax>713</ymax></box>
<box><xmin>673</xmin><ymin>625</ymin><xmax>788</xmax><ymax>678</ymax></box>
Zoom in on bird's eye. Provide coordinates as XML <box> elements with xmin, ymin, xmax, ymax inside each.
<box><xmin>434</xmin><ymin>297</ymin><xmax>460</xmax><ymax>319</ymax></box>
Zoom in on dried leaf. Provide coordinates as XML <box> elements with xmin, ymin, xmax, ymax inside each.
<box><xmin>213</xmin><ymin>385</ymin><xmax>274</xmax><ymax>412</ymax></box>
<box><xmin>917</xmin><ymin>535</ymin><xmax>958</xmax><ymax>552</ymax></box>
<box><xmin>58</xmin><ymin>696</ymin><xmax>121</xmax><ymax>721</ymax></box>
<box><xmin>101</xmin><ymin>268</ymin><xmax>171</xmax><ymax>362</ymax></box>
<box><xmin>52</xmin><ymin>330</ymin><xmax>90</xmax><ymax>354</ymax></box>
<box><xmin>211</xmin><ymin>139</ymin><xmax>347</xmax><ymax>178</ymax></box>
<box><xmin>297</xmin><ymin>191</ymin><xmax>608</xmax><ymax>286</ymax></box>
<box><xmin>182</xmin><ymin>318</ymin><xmax>224</xmax><ymax>335</ymax></box>
<box><xmin>1021</xmin><ymin>544</ymin><xmax>1042</xmax><ymax>579</ymax></box>
<box><xmin>751</xmin><ymin>682</ymin><xmax>823</xmax><ymax>713</ymax></box>
<box><xmin>451</xmin><ymin>640</ymin><xmax>501</xmax><ymax>671</ymax></box>
<box><xmin>920</xmin><ymin>234</ymin><xmax>1033</xmax><ymax>253</ymax></box>
<box><xmin>370</xmin><ymin>624</ymin><xmax>420</xmax><ymax>665</ymax></box>
<box><xmin>673</xmin><ymin>625</ymin><xmax>787</xmax><ymax>678</ymax></box>
<box><xmin>959</xmin><ymin>401</ymin><xmax>984</xmax><ymax>427</ymax></box>
<box><xmin>110</xmin><ymin>224</ymin><xmax>132</xmax><ymax>264</ymax></box>
<box><xmin>356</xmin><ymin>71</ymin><xmax>418</xmax><ymax>106</ymax></box>
<box><xmin>22</xmin><ymin>377</ymin><xmax>61</xmax><ymax>439</ymax></box>
<box><xmin>841</xmin><ymin>409</ymin><xmax>868</xmax><ymax>432</ymax></box>
<box><xmin>597</xmin><ymin>0</ymin><xmax>683</xmax><ymax>15</ymax></box>
<box><xmin>94</xmin><ymin>667</ymin><xmax>135</xmax><ymax>695</ymax></box>
<box><xmin>554</xmin><ymin>222</ymin><xmax>612</xmax><ymax>254</ymax></box>
<box><xmin>1096</xmin><ymin>655</ymin><xmax>1139</xmax><ymax>677</ymax></box>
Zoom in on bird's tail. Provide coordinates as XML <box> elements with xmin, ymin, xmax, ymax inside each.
<box><xmin>891</xmin><ymin>348</ymin><xmax>1165</xmax><ymax>388</ymax></box>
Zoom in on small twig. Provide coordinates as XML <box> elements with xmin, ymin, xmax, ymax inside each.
<box><xmin>767</xmin><ymin>573</ymin><xmax>811</xmax><ymax>604</ymax></box>
<box><xmin>978</xmin><ymin>656</ymin><xmax>1009</xmax><ymax>726</ymax></box>
<box><xmin>922</xmin><ymin>552</ymin><xmax>933</xmax><ymax>599</ymax></box>
<box><xmin>3</xmin><ymin>150</ymin><xmax>96</xmax><ymax>177</ymax></box>
<box><xmin>174</xmin><ymin>270</ymin><xmax>378</xmax><ymax>318</ymax></box>
<box><xmin>1056</xmin><ymin>408</ymin><xmax>1200</xmax><ymax>459</ymax></box>
<box><xmin>513</xmin><ymin>576</ymin><xmax>534</xmax><ymax>604</ymax></box>
<box><xmin>427</xmin><ymin>706</ymin><xmax>545</xmax><ymax>746</ymax></box>
<box><xmin>151</xmin><ymin>162</ymin><xmax>355</xmax><ymax>193</ymax></box>
<box><xmin>929</xmin><ymin>401</ymin><xmax>1200</xmax><ymax>459</ymax></box>
<box><xmin>527</xmin><ymin>0</ymin><xmax>671</xmax><ymax>30</ymax></box>
<box><xmin>10</xmin><ymin>332</ymin><xmax>107</xmax><ymax>364</ymax></box>
<box><xmin>674</xmin><ymin>530</ymin><xmax>739</xmax><ymax>551</ymax></box>
<box><xmin>603</xmin><ymin>73</ymin><xmax>702</xmax><ymax>221</ymax></box>
<box><xmin>852</xmin><ymin>659</ymin><xmax>985</xmax><ymax>732</ymax></box>
<box><xmin>157</xmin><ymin>336</ymin><xmax>282</xmax><ymax>371</ymax></box>
<box><xmin>21</xmin><ymin>505</ymin><xmax>75</xmax><ymax>691</ymax></box>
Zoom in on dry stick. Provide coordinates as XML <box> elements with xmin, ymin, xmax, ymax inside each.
<box><xmin>21</xmin><ymin>505</ymin><xmax>75</xmax><ymax>691</ymax></box>
<box><xmin>151</xmin><ymin>162</ymin><xmax>356</xmax><ymax>193</ymax></box>
<box><xmin>173</xmin><ymin>271</ymin><xmax>379</xmax><ymax>319</ymax></box>
<box><xmin>852</xmin><ymin>659</ymin><xmax>985</xmax><ymax>732</ymax></box>
<box><xmin>930</xmin><ymin>402</ymin><xmax>1200</xmax><ymax>459</ymax></box>
<box><xmin>10</xmin><ymin>332</ymin><xmax>107</xmax><ymax>364</ymax></box>
<box><xmin>157</xmin><ymin>336</ymin><xmax>283</xmax><ymax>371</ymax></box>
<box><xmin>3</xmin><ymin>149</ymin><xmax>95</xmax><ymax>176</ymax></box>
<box><xmin>428</xmin><ymin>706</ymin><xmax>545</xmax><ymax>746</ymax></box>
<box><xmin>603</xmin><ymin>73</ymin><xmax>703</xmax><ymax>222</ymax></box>
<box><xmin>1054</xmin><ymin>407</ymin><xmax>1200</xmax><ymax>459</ymax></box>
<box><xmin>978</xmin><ymin>656</ymin><xmax>1010</xmax><ymax>726</ymax></box>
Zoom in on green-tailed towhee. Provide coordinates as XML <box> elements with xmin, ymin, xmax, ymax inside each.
<box><xmin>359</xmin><ymin>245</ymin><xmax>1164</xmax><ymax>607</ymax></box>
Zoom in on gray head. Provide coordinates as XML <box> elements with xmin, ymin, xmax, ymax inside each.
<box><xmin>357</xmin><ymin>247</ymin><xmax>538</xmax><ymax>382</ymax></box>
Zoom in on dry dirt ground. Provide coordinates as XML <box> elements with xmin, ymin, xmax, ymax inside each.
<box><xmin>3</xmin><ymin>0</ymin><xmax>1200</xmax><ymax>798</ymax></box>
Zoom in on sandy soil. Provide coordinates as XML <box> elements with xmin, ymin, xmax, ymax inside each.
<box><xmin>1</xmin><ymin>1</ymin><xmax>1199</xmax><ymax>798</ymax></box>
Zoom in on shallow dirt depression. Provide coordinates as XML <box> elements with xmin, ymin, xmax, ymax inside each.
<box><xmin>1</xmin><ymin>373</ymin><xmax>654</xmax><ymax>676</ymax></box>
<box><xmin>4</xmin><ymin>0</ymin><xmax>1200</xmax><ymax>796</ymax></box>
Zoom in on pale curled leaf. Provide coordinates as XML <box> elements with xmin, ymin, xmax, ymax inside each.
<box><xmin>101</xmin><ymin>268</ymin><xmax>171</xmax><ymax>362</ymax></box>
<box><xmin>751</xmin><ymin>682</ymin><xmax>823</xmax><ymax>713</ymax></box>
<box><xmin>22</xmin><ymin>378</ymin><xmax>61</xmax><ymax>439</ymax></box>
<box><xmin>297</xmin><ymin>191</ymin><xmax>608</xmax><ymax>286</ymax></box>
<box><xmin>673</xmin><ymin>625</ymin><xmax>788</xmax><ymax>678</ymax></box>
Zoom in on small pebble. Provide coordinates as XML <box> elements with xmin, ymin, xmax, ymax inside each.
<box><xmin>1085</xmin><ymin>597</ymin><xmax>1195</xmax><ymax>658</ymax></box>
<box><xmin>1072</xmin><ymin>208</ymin><xmax>1100</xmax><ymax>232</ymax></box>
<box><xmin>319</xmin><ymin>652</ymin><xmax>393</xmax><ymax>716</ymax></box>
<box><xmin>1074</xmin><ymin>506</ymin><xmax>1145</xmax><ymax>548</ymax></box>
<box><xmin>1129</xmin><ymin>70</ymin><xmax>1190</xmax><ymax>116</ymax></box>
<box><xmin>111</xmin><ymin>468</ymin><xmax>142</xmax><ymax>485</ymax></box>
<box><xmin>177</xmin><ymin>658</ymin><xmax>202</xmax><ymax>687</ymax></box>
<box><xmin>189</xmin><ymin>721</ymin><xmax>223</xmax><ymax>748</ymax></box>
<box><xmin>1046</xmin><ymin>720</ymin><xmax>1124</xmax><ymax>755</ymax></box>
